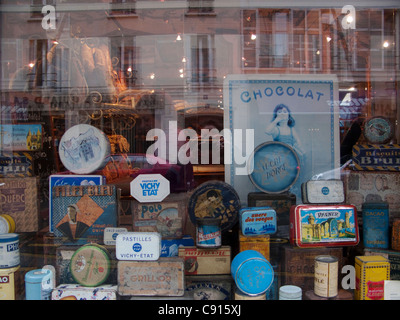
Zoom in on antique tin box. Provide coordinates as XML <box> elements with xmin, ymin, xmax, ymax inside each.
<box><xmin>289</xmin><ymin>204</ymin><xmax>359</xmax><ymax>247</ymax></box>
<box><xmin>362</xmin><ymin>202</ymin><xmax>389</xmax><ymax>249</ymax></box>
<box><xmin>352</xmin><ymin>144</ymin><xmax>400</xmax><ymax>171</ymax></box>
<box><xmin>116</xmin><ymin>232</ymin><xmax>161</xmax><ymax>261</ymax></box>
<box><xmin>51</xmin><ymin>284</ymin><xmax>118</xmax><ymax>300</ymax></box>
<box><xmin>355</xmin><ymin>255</ymin><xmax>390</xmax><ymax>300</ymax></box>
<box><xmin>238</xmin><ymin>231</ymin><xmax>270</xmax><ymax>260</ymax></box>
<box><xmin>364</xmin><ymin>248</ymin><xmax>400</xmax><ymax>280</ymax></box>
<box><xmin>239</xmin><ymin>206</ymin><xmax>277</xmax><ymax>236</ymax></box>
<box><xmin>301</xmin><ymin>180</ymin><xmax>344</xmax><ymax>204</ymax></box>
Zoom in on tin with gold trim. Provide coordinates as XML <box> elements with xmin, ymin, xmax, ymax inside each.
<box><xmin>0</xmin><ymin>233</ymin><xmax>20</xmax><ymax>268</ymax></box>
<box><xmin>314</xmin><ymin>255</ymin><xmax>338</xmax><ymax>298</ymax></box>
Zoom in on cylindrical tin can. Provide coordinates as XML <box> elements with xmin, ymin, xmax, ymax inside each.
<box><xmin>196</xmin><ymin>218</ymin><xmax>221</xmax><ymax>248</ymax></box>
<box><xmin>70</xmin><ymin>244</ymin><xmax>111</xmax><ymax>287</ymax></box>
<box><xmin>231</xmin><ymin>250</ymin><xmax>274</xmax><ymax>296</ymax></box>
<box><xmin>0</xmin><ymin>233</ymin><xmax>20</xmax><ymax>269</ymax></box>
<box><xmin>0</xmin><ymin>266</ymin><xmax>20</xmax><ymax>300</ymax></box>
<box><xmin>392</xmin><ymin>218</ymin><xmax>400</xmax><ymax>251</ymax></box>
<box><xmin>0</xmin><ymin>214</ymin><xmax>15</xmax><ymax>233</ymax></box>
<box><xmin>25</xmin><ymin>268</ymin><xmax>54</xmax><ymax>300</ymax></box>
<box><xmin>234</xmin><ymin>288</ymin><xmax>266</xmax><ymax>300</ymax></box>
<box><xmin>314</xmin><ymin>255</ymin><xmax>338</xmax><ymax>298</ymax></box>
<box><xmin>279</xmin><ymin>285</ymin><xmax>302</xmax><ymax>300</ymax></box>
<box><xmin>362</xmin><ymin>202</ymin><xmax>389</xmax><ymax>249</ymax></box>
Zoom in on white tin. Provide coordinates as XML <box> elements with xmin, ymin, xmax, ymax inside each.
<box><xmin>302</xmin><ymin>180</ymin><xmax>344</xmax><ymax>204</ymax></box>
<box><xmin>103</xmin><ymin>227</ymin><xmax>128</xmax><ymax>245</ymax></box>
<box><xmin>116</xmin><ymin>232</ymin><xmax>161</xmax><ymax>261</ymax></box>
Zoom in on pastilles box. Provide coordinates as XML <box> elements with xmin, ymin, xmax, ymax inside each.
<box><xmin>50</xmin><ymin>184</ymin><xmax>118</xmax><ymax>244</ymax></box>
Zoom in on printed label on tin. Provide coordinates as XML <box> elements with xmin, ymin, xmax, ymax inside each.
<box><xmin>314</xmin><ymin>258</ymin><xmax>338</xmax><ymax>298</ymax></box>
<box><xmin>240</xmin><ymin>207</ymin><xmax>277</xmax><ymax>236</ymax></box>
<box><xmin>116</xmin><ymin>232</ymin><xmax>161</xmax><ymax>260</ymax></box>
<box><xmin>197</xmin><ymin>224</ymin><xmax>221</xmax><ymax>247</ymax></box>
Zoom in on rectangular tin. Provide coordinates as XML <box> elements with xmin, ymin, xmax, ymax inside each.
<box><xmin>0</xmin><ymin>124</ymin><xmax>43</xmax><ymax>151</ymax></box>
<box><xmin>132</xmin><ymin>193</ymin><xmax>186</xmax><ymax>239</ymax></box>
<box><xmin>290</xmin><ymin>204</ymin><xmax>359</xmax><ymax>247</ymax></box>
<box><xmin>239</xmin><ymin>231</ymin><xmax>270</xmax><ymax>260</ymax></box>
<box><xmin>364</xmin><ymin>248</ymin><xmax>400</xmax><ymax>280</ymax></box>
<box><xmin>117</xmin><ymin>258</ymin><xmax>185</xmax><ymax>296</ymax></box>
<box><xmin>116</xmin><ymin>232</ymin><xmax>161</xmax><ymax>261</ymax></box>
<box><xmin>103</xmin><ymin>227</ymin><xmax>128</xmax><ymax>246</ymax></box>
<box><xmin>352</xmin><ymin>144</ymin><xmax>400</xmax><ymax>171</ymax></box>
<box><xmin>362</xmin><ymin>202</ymin><xmax>389</xmax><ymax>249</ymax></box>
<box><xmin>301</xmin><ymin>180</ymin><xmax>344</xmax><ymax>204</ymax></box>
<box><xmin>178</xmin><ymin>246</ymin><xmax>231</xmax><ymax>275</ymax></box>
<box><xmin>0</xmin><ymin>266</ymin><xmax>21</xmax><ymax>300</ymax></box>
<box><xmin>355</xmin><ymin>255</ymin><xmax>390</xmax><ymax>300</ymax></box>
<box><xmin>161</xmin><ymin>235</ymin><xmax>195</xmax><ymax>257</ymax></box>
<box><xmin>51</xmin><ymin>284</ymin><xmax>118</xmax><ymax>300</ymax></box>
<box><xmin>0</xmin><ymin>152</ymin><xmax>33</xmax><ymax>177</ymax></box>
<box><xmin>239</xmin><ymin>206</ymin><xmax>277</xmax><ymax>236</ymax></box>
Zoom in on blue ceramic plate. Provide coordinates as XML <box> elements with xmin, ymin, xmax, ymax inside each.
<box><xmin>248</xmin><ymin>141</ymin><xmax>300</xmax><ymax>194</ymax></box>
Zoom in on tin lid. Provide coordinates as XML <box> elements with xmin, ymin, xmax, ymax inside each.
<box><xmin>70</xmin><ymin>244</ymin><xmax>111</xmax><ymax>287</ymax></box>
<box><xmin>0</xmin><ymin>233</ymin><xmax>19</xmax><ymax>243</ymax></box>
<box><xmin>315</xmin><ymin>255</ymin><xmax>338</xmax><ymax>263</ymax></box>
<box><xmin>362</xmin><ymin>202</ymin><xmax>389</xmax><ymax>209</ymax></box>
<box><xmin>279</xmin><ymin>285</ymin><xmax>302</xmax><ymax>299</ymax></box>
<box><xmin>25</xmin><ymin>268</ymin><xmax>52</xmax><ymax>283</ymax></box>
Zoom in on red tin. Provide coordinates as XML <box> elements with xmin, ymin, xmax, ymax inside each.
<box><xmin>290</xmin><ymin>204</ymin><xmax>359</xmax><ymax>248</ymax></box>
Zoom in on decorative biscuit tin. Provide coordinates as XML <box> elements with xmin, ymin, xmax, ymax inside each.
<box><xmin>0</xmin><ymin>124</ymin><xmax>43</xmax><ymax>151</ymax></box>
<box><xmin>239</xmin><ymin>231</ymin><xmax>270</xmax><ymax>260</ymax></box>
<box><xmin>352</xmin><ymin>144</ymin><xmax>400</xmax><ymax>171</ymax></box>
<box><xmin>0</xmin><ymin>265</ymin><xmax>21</xmax><ymax>300</ymax></box>
<box><xmin>59</xmin><ymin>124</ymin><xmax>111</xmax><ymax>174</ymax></box>
<box><xmin>116</xmin><ymin>232</ymin><xmax>161</xmax><ymax>261</ymax></box>
<box><xmin>117</xmin><ymin>258</ymin><xmax>185</xmax><ymax>296</ymax></box>
<box><xmin>355</xmin><ymin>255</ymin><xmax>390</xmax><ymax>300</ymax></box>
<box><xmin>196</xmin><ymin>218</ymin><xmax>221</xmax><ymax>248</ymax></box>
<box><xmin>301</xmin><ymin>180</ymin><xmax>344</xmax><ymax>204</ymax></box>
<box><xmin>0</xmin><ymin>152</ymin><xmax>33</xmax><ymax>177</ymax></box>
<box><xmin>25</xmin><ymin>268</ymin><xmax>54</xmax><ymax>300</ymax></box>
<box><xmin>362</xmin><ymin>202</ymin><xmax>389</xmax><ymax>249</ymax></box>
<box><xmin>69</xmin><ymin>244</ymin><xmax>111</xmax><ymax>287</ymax></box>
<box><xmin>231</xmin><ymin>250</ymin><xmax>274</xmax><ymax>296</ymax></box>
<box><xmin>0</xmin><ymin>233</ymin><xmax>20</xmax><ymax>268</ymax></box>
<box><xmin>51</xmin><ymin>284</ymin><xmax>118</xmax><ymax>300</ymax></box>
<box><xmin>363</xmin><ymin>116</ymin><xmax>394</xmax><ymax>144</ymax></box>
<box><xmin>239</xmin><ymin>206</ymin><xmax>277</xmax><ymax>236</ymax></box>
<box><xmin>364</xmin><ymin>248</ymin><xmax>400</xmax><ymax>280</ymax></box>
<box><xmin>0</xmin><ymin>214</ymin><xmax>15</xmax><ymax>233</ymax></box>
<box><xmin>179</xmin><ymin>246</ymin><xmax>231</xmax><ymax>275</ymax></box>
<box><xmin>314</xmin><ymin>255</ymin><xmax>338</xmax><ymax>298</ymax></box>
<box><xmin>248</xmin><ymin>141</ymin><xmax>300</xmax><ymax>194</ymax></box>
<box><xmin>188</xmin><ymin>181</ymin><xmax>240</xmax><ymax>232</ymax></box>
<box><xmin>289</xmin><ymin>204</ymin><xmax>359</xmax><ymax>247</ymax></box>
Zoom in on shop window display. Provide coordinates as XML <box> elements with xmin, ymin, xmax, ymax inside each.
<box><xmin>0</xmin><ymin>0</ymin><xmax>399</xmax><ymax>305</ymax></box>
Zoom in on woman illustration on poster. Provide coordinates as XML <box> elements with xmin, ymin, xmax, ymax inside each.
<box><xmin>265</xmin><ymin>104</ymin><xmax>305</xmax><ymax>158</ymax></box>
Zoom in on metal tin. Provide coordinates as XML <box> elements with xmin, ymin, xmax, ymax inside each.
<box><xmin>239</xmin><ymin>231</ymin><xmax>270</xmax><ymax>260</ymax></box>
<box><xmin>240</xmin><ymin>206</ymin><xmax>277</xmax><ymax>236</ymax></box>
<box><xmin>0</xmin><ymin>265</ymin><xmax>20</xmax><ymax>300</ymax></box>
<box><xmin>235</xmin><ymin>288</ymin><xmax>266</xmax><ymax>300</ymax></box>
<box><xmin>116</xmin><ymin>232</ymin><xmax>161</xmax><ymax>261</ymax></box>
<box><xmin>0</xmin><ymin>233</ymin><xmax>19</xmax><ymax>268</ymax></box>
<box><xmin>352</xmin><ymin>144</ymin><xmax>400</xmax><ymax>171</ymax></box>
<box><xmin>301</xmin><ymin>180</ymin><xmax>344</xmax><ymax>204</ymax></box>
<box><xmin>355</xmin><ymin>255</ymin><xmax>390</xmax><ymax>300</ymax></box>
<box><xmin>289</xmin><ymin>204</ymin><xmax>359</xmax><ymax>247</ymax></box>
<box><xmin>69</xmin><ymin>244</ymin><xmax>111</xmax><ymax>287</ymax></box>
<box><xmin>248</xmin><ymin>141</ymin><xmax>300</xmax><ymax>194</ymax></box>
<box><xmin>196</xmin><ymin>218</ymin><xmax>221</xmax><ymax>248</ymax></box>
<box><xmin>392</xmin><ymin>219</ymin><xmax>400</xmax><ymax>251</ymax></box>
<box><xmin>186</xmin><ymin>275</ymin><xmax>233</xmax><ymax>300</ymax></box>
<box><xmin>314</xmin><ymin>255</ymin><xmax>338</xmax><ymax>298</ymax></box>
<box><xmin>364</xmin><ymin>248</ymin><xmax>400</xmax><ymax>280</ymax></box>
<box><xmin>363</xmin><ymin>116</ymin><xmax>394</xmax><ymax>144</ymax></box>
<box><xmin>25</xmin><ymin>268</ymin><xmax>54</xmax><ymax>300</ymax></box>
<box><xmin>362</xmin><ymin>202</ymin><xmax>389</xmax><ymax>249</ymax></box>
<box><xmin>52</xmin><ymin>284</ymin><xmax>118</xmax><ymax>300</ymax></box>
<box><xmin>0</xmin><ymin>214</ymin><xmax>15</xmax><ymax>233</ymax></box>
<box><xmin>231</xmin><ymin>250</ymin><xmax>274</xmax><ymax>296</ymax></box>
<box><xmin>103</xmin><ymin>227</ymin><xmax>128</xmax><ymax>246</ymax></box>
<box><xmin>279</xmin><ymin>285</ymin><xmax>302</xmax><ymax>300</ymax></box>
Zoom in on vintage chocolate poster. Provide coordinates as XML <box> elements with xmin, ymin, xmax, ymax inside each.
<box><xmin>223</xmin><ymin>74</ymin><xmax>340</xmax><ymax>204</ymax></box>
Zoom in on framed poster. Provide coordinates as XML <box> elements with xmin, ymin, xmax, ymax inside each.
<box><xmin>223</xmin><ymin>74</ymin><xmax>340</xmax><ymax>204</ymax></box>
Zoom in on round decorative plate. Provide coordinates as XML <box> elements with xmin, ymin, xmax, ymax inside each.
<box><xmin>248</xmin><ymin>141</ymin><xmax>300</xmax><ymax>194</ymax></box>
<box><xmin>188</xmin><ymin>180</ymin><xmax>241</xmax><ymax>232</ymax></box>
<box><xmin>363</xmin><ymin>116</ymin><xmax>394</xmax><ymax>144</ymax></box>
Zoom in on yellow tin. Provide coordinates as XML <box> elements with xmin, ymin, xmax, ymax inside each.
<box><xmin>0</xmin><ymin>214</ymin><xmax>15</xmax><ymax>233</ymax></box>
<box><xmin>239</xmin><ymin>231</ymin><xmax>270</xmax><ymax>260</ymax></box>
<box><xmin>0</xmin><ymin>266</ymin><xmax>20</xmax><ymax>300</ymax></box>
<box><xmin>355</xmin><ymin>255</ymin><xmax>390</xmax><ymax>300</ymax></box>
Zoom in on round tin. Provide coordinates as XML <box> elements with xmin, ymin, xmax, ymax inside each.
<box><xmin>69</xmin><ymin>244</ymin><xmax>111</xmax><ymax>287</ymax></box>
<box><xmin>363</xmin><ymin>116</ymin><xmax>394</xmax><ymax>144</ymax></box>
<box><xmin>231</xmin><ymin>250</ymin><xmax>274</xmax><ymax>296</ymax></box>
<box><xmin>314</xmin><ymin>255</ymin><xmax>338</xmax><ymax>298</ymax></box>
<box><xmin>0</xmin><ymin>214</ymin><xmax>15</xmax><ymax>233</ymax></box>
<box><xmin>59</xmin><ymin>124</ymin><xmax>111</xmax><ymax>174</ymax></box>
<box><xmin>248</xmin><ymin>141</ymin><xmax>300</xmax><ymax>194</ymax></box>
<box><xmin>0</xmin><ymin>233</ymin><xmax>20</xmax><ymax>269</ymax></box>
<box><xmin>362</xmin><ymin>202</ymin><xmax>389</xmax><ymax>249</ymax></box>
<box><xmin>196</xmin><ymin>218</ymin><xmax>221</xmax><ymax>248</ymax></box>
<box><xmin>25</xmin><ymin>268</ymin><xmax>54</xmax><ymax>300</ymax></box>
<box><xmin>234</xmin><ymin>288</ymin><xmax>266</xmax><ymax>300</ymax></box>
<box><xmin>0</xmin><ymin>265</ymin><xmax>20</xmax><ymax>300</ymax></box>
<box><xmin>279</xmin><ymin>285</ymin><xmax>302</xmax><ymax>300</ymax></box>
<box><xmin>188</xmin><ymin>180</ymin><xmax>241</xmax><ymax>232</ymax></box>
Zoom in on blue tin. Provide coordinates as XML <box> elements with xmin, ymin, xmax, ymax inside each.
<box><xmin>196</xmin><ymin>218</ymin><xmax>221</xmax><ymax>248</ymax></box>
<box><xmin>362</xmin><ymin>202</ymin><xmax>389</xmax><ymax>249</ymax></box>
<box><xmin>240</xmin><ymin>206</ymin><xmax>277</xmax><ymax>236</ymax></box>
<box><xmin>231</xmin><ymin>250</ymin><xmax>274</xmax><ymax>296</ymax></box>
<box><xmin>25</xmin><ymin>268</ymin><xmax>54</xmax><ymax>300</ymax></box>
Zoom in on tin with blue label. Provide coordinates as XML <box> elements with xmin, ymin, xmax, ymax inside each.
<box><xmin>196</xmin><ymin>218</ymin><xmax>221</xmax><ymax>248</ymax></box>
<box><xmin>0</xmin><ymin>233</ymin><xmax>19</xmax><ymax>269</ymax></box>
<box><xmin>240</xmin><ymin>207</ymin><xmax>277</xmax><ymax>236</ymax></box>
<box><xmin>231</xmin><ymin>250</ymin><xmax>274</xmax><ymax>296</ymax></box>
<box><xmin>362</xmin><ymin>202</ymin><xmax>389</xmax><ymax>249</ymax></box>
<box><xmin>25</xmin><ymin>268</ymin><xmax>54</xmax><ymax>300</ymax></box>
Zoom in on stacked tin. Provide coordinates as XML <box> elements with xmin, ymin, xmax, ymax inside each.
<box><xmin>0</xmin><ymin>233</ymin><xmax>20</xmax><ymax>300</ymax></box>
